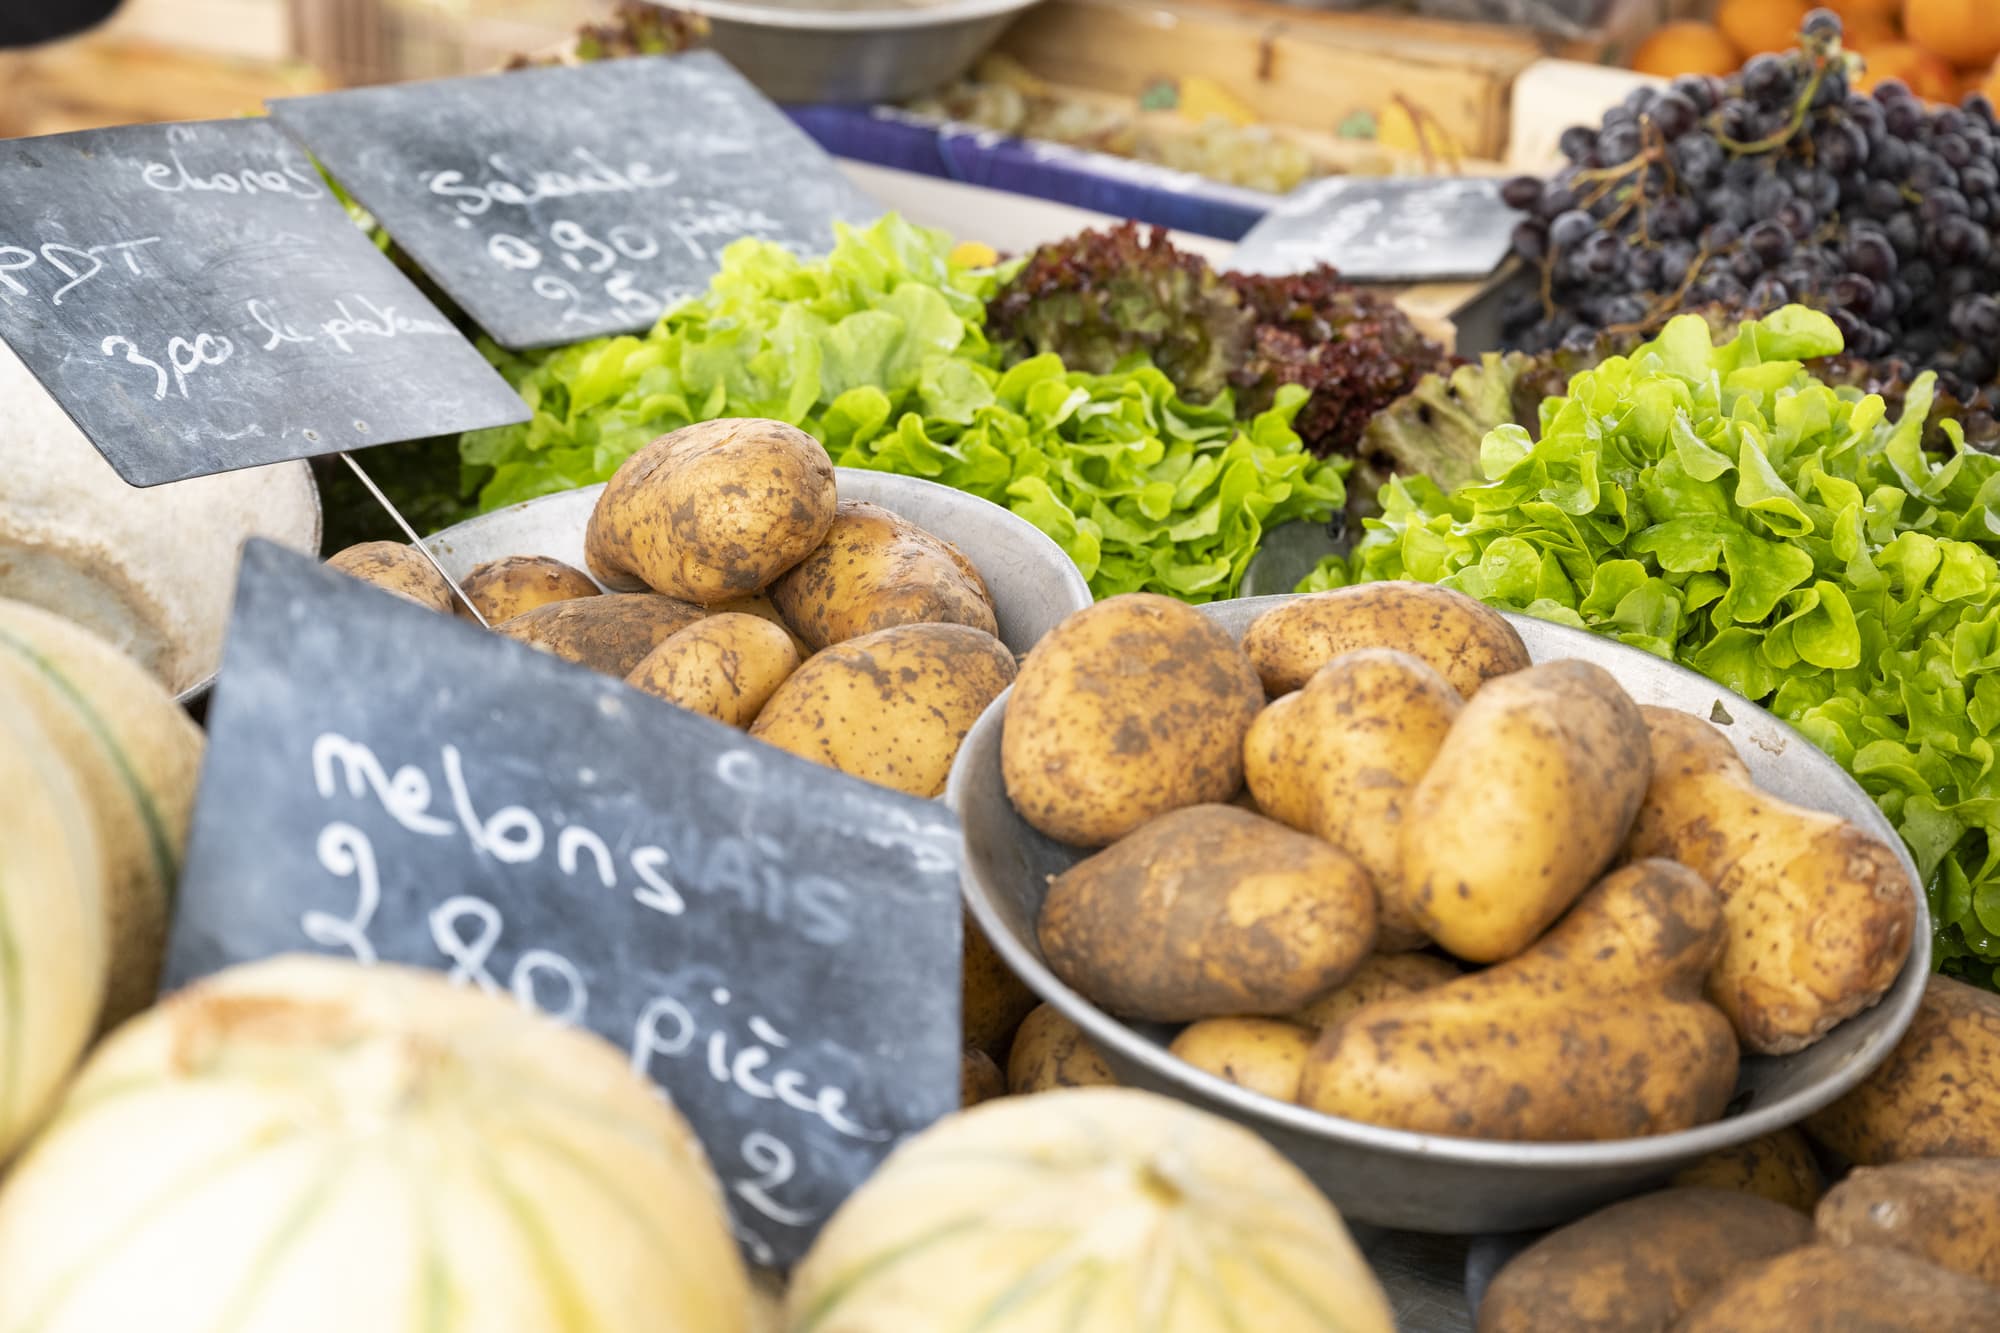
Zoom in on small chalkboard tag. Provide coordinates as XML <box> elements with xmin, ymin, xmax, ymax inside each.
<box><xmin>1230</xmin><ymin>177</ymin><xmax>1515</xmax><ymax>283</ymax></box>
<box><xmin>0</xmin><ymin>119</ymin><xmax>529</xmax><ymax>488</ymax></box>
<box><xmin>268</xmin><ymin>53</ymin><xmax>881</xmax><ymax>350</ymax></box>
<box><xmin>167</xmin><ymin>541</ymin><xmax>963</xmax><ymax>1267</ymax></box>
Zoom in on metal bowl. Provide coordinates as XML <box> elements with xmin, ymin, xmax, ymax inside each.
<box><xmin>423</xmin><ymin>468</ymin><xmax>1091</xmax><ymax>656</ymax></box>
<box><xmin>675</xmin><ymin>0</ymin><xmax>1045</xmax><ymax>104</ymax></box>
<box><xmin>947</xmin><ymin>594</ymin><xmax>1932</xmax><ymax>1234</ymax></box>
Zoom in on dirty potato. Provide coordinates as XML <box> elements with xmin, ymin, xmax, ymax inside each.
<box><xmin>1672</xmin><ymin>1127</ymin><xmax>1824</xmax><ymax>1213</ymax></box>
<box><xmin>1301</xmin><ymin>859</ymin><xmax>1738</xmax><ymax>1140</ymax></box>
<box><xmin>1038</xmin><ymin>804</ymin><xmax>1376</xmax><ymax>1023</ymax></box>
<box><xmin>495</xmin><ymin>593</ymin><xmax>707</xmax><ymax>678</ymax></box>
<box><xmin>584</xmin><ymin>418</ymin><xmax>836</xmax><ymax>604</ymax></box>
<box><xmin>960</xmin><ymin>1048</ymin><xmax>1006</xmax><ymax>1108</ymax></box>
<box><xmin>963</xmin><ymin>917</ymin><xmax>1038</xmax><ymax>1058</ymax></box>
<box><xmin>750</xmin><ymin>623</ymin><xmax>1015</xmax><ymax>799</ymax></box>
<box><xmin>1805</xmin><ymin>975</ymin><xmax>2000</xmax><ymax>1164</ymax></box>
<box><xmin>710</xmin><ymin>592</ymin><xmax>812</xmax><ymax>656</ymax></box>
<box><xmin>1002</xmin><ymin>595</ymin><xmax>1264</xmax><ymax>847</ymax></box>
<box><xmin>325</xmin><ymin>541</ymin><xmax>455</xmax><ymax>613</ymax></box>
<box><xmin>1675</xmin><ymin>1244</ymin><xmax>2000</xmax><ymax>1332</ymax></box>
<box><xmin>625</xmin><ymin>613</ymin><xmax>800</xmax><ymax>728</ymax></box>
<box><xmin>1627</xmin><ymin>705</ymin><xmax>1915</xmax><ymax>1055</ymax></box>
<box><xmin>770</xmin><ymin>500</ymin><xmax>997</xmax><ymax>650</ymax></box>
<box><xmin>455</xmin><ymin>554</ymin><xmax>597</xmax><ymax>624</ymax></box>
<box><xmin>1244</xmin><ymin>649</ymin><xmax>1463</xmax><ymax>950</ymax></box>
<box><xmin>1169</xmin><ymin>1018</ymin><xmax>1315</xmax><ymax>1103</ymax></box>
<box><xmin>1402</xmin><ymin>659</ymin><xmax>1651</xmax><ymax>964</ymax></box>
<box><xmin>1007</xmin><ymin>1003</ymin><xmax>1118</xmax><ymax>1094</ymax></box>
<box><xmin>1291</xmin><ymin>952</ymin><xmax>1462</xmax><ymax>1034</ymax></box>
<box><xmin>1477</xmin><ymin>1188</ymin><xmax>1813</xmax><ymax>1333</ymax></box>
<box><xmin>1814</xmin><ymin>1158</ymin><xmax>2000</xmax><ymax>1286</ymax></box>
<box><xmin>1240</xmin><ymin>583</ymin><xmax>1530</xmax><ymax>698</ymax></box>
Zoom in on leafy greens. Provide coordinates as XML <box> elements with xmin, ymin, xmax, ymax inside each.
<box><xmin>462</xmin><ymin>215</ymin><xmax>1345</xmax><ymax>601</ymax></box>
<box><xmin>1303</xmin><ymin>307</ymin><xmax>2000</xmax><ymax>989</ymax></box>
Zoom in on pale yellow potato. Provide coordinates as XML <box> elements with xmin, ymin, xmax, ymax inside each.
<box><xmin>960</xmin><ymin>1048</ymin><xmax>1006</xmax><ymax>1108</ymax></box>
<box><xmin>1244</xmin><ymin>649</ymin><xmax>1462</xmax><ymax>951</ymax></box>
<box><xmin>455</xmin><ymin>554</ymin><xmax>598</xmax><ymax>624</ymax></box>
<box><xmin>625</xmin><ymin>613</ymin><xmax>799</xmax><ymax>728</ymax></box>
<box><xmin>1401</xmin><ymin>659</ymin><xmax>1651</xmax><ymax>964</ymax></box>
<box><xmin>494</xmin><ymin>593</ymin><xmax>706</xmax><ymax>679</ymax></box>
<box><xmin>1673</xmin><ymin>1127</ymin><xmax>1824</xmax><ymax>1213</ymax></box>
<box><xmin>769</xmin><ymin>500</ymin><xmax>997</xmax><ymax>649</ymax></box>
<box><xmin>1240</xmin><ymin>582</ymin><xmax>1529</xmax><ymax>698</ymax></box>
<box><xmin>325</xmin><ymin>541</ymin><xmax>454</xmax><ymax>612</ymax></box>
<box><xmin>1038</xmin><ymin>804</ymin><xmax>1377</xmax><ymax>1023</ymax></box>
<box><xmin>1675</xmin><ymin>1245</ymin><xmax>2000</xmax><ymax>1332</ymax></box>
<box><xmin>1300</xmin><ymin>859</ymin><xmax>1738</xmax><ymax>1141</ymax></box>
<box><xmin>749</xmin><ymin>622</ymin><xmax>1015</xmax><ymax>798</ymax></box>
<box><xmin>584</xmin><ymin>418</ymin><xmax>836</xmax><ymax>604</ymax></box>
<box><xmin>1291</xmin><ymin>953</ymin><xmax>1462</xmax><ymax>1034</ymax></box>
<box><xmin>1169</xmin><ymin>1018</ymin><xmax>1315</xmax><ymax>1103</ymax></box>
<box><xmin>709</xmin><ymin>593</ymin><xmax>811</xmax><ymax>656</ymax></box>
<box><xmin>1006</xmin><ymin>1003</ymin><xmax>1118</xmax><ymax>1095</ymax></box>
<box><xmin>1627</xmin><ymin>705</ymin><xmax>1915</xmax><ymax>1055</ymax></box>
<box><xmin>1003</xmin><ymin>594</ymin><xmax>1265</xmax><ymax>847</ymax></box>
<box><xmin>964</xmin><ymin>917</ymin><xmax>1038</xmax><ymax>1057</ymax></box>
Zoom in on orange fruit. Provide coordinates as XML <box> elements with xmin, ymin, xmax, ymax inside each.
<box><xmin>1853</xmin><ymin>38</ymin><xmax>1960</xmax><ymax>101</ymax></box>
<box><xmin>1979</xmin><ymin>59</ymin><xmax>2000</xmax><ymax>105</ymax></box>
<box><xmin>1632</xmin><ymin>21</ymin><xmax>1744</xmax><ymax>77</ymax></box>
<box><xmin>1823</xmin><ymin>0</ymin><xmax>1901</xmax><ymax>22</ymax></box>
<box><xmin>1716</xmin><ymin>0</ymin><xmax>1813</xmax><ymax>56</ymax></box>
<box><xmin>1904</xmin><ymin>0</ymin><xmax>2000</xmax><ymax>68</ymax></box>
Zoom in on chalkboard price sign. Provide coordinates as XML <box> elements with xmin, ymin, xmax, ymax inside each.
<box><xmin>1230</xmin><ymin>176</ymin><xmax>1516</xmax><ymax>284</ymax></box>
<box><xmin>0</xmin><ymin>119</ymin><xmax>529</xmax><ymax>487</ymax></box>
<box><xmin>269</xmin><ymin>53</ymin><xmax>881</xmax><ymax>350</ymax></box>
<box><xmin>168</xmin><ymin>542</ymin><xmax>963</xmax><ymax>1267</ymax></box>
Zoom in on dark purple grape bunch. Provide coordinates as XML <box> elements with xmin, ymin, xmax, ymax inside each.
<box><xmin>1495</xmin><ymin>8</ymin><xmax>2000</xmax><ymax>400</ymax></box>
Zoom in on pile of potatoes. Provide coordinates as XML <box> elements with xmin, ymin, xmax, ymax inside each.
<box><xmin>325</xmin><ymin>418</ymin><xmax>1041</xmax><ymax>1068</ymax></box>
<box><xmin>996</xmin><ymin>584</ymin><xmax>1920</xmax><ymax>1142</ymax></box>
<box><xmin>1475</xmin><ymin>972</ymin><xmax>2000</xmax><ymax>1329</ymax></box>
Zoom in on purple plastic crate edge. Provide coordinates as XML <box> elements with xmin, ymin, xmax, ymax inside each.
<box><xmin>786</xmin><ymin>103</ymin><xmax>1266</xmax><ymax>242</ymax></box>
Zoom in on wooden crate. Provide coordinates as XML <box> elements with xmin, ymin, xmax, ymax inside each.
<box><xmin>0</xmin><ymin>39</ymin><xmax>329</xmax><ymax>139</ymax></box>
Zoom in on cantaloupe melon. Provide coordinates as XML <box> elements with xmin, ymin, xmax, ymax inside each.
<box><xmin>0</xmin><ymin>598</ymin><xmax>202</xmax><ymax>1028</ymax></box>
<box><xmin>788</xmin><ymin>1087</ymin><xmax>1395</xmax><ymax>1332</ymax></box>
<box><xmin>0</xmin><ymin>706</ymin><xmax>108</xmax><ymax>1162</ymax></box>
<box><xmin>0</xmin><ymin>955</ymin><xmax>749</xmax><ymax>1333</ymax></box>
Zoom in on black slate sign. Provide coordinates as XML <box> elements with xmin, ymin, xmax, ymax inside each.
<box><xmin>1230</xmin><ymin>176</ymin><xmax>1516</xmax><ymax>283</ymax></box>
<box><xmin>0</xmin><ymin>119</ymin><xmax>529</xmax><ymax>487</ymax></box>
<box><xmin>268</xmin><ymin>53</ymin><xmax>881</xmax><ymax>350</ymax></box>
<box><xmin>167</xmin><ymin>541</ymin><xmax>963</xmax><ymax>1267</ymax></box>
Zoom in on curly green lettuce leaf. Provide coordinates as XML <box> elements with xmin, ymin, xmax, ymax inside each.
<box><xmin>1303</xmin><ymin>307</ymin><xmax>2000</xmax><ymax>991</ymax></box>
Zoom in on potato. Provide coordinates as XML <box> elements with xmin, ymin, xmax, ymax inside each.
<box><xmin>963</xmin><ymin>916</ymin><xmax>1038</xmax><ymax>1057</ymax></box>
<box><xmin>625</xmin><ymin>613</ymin><xmax>800</xmax><ymax>728</ymax></box>
<box><xmin>769</xmin><ymin>500</ymin><xmax>997</xmax><ymax>650</ymax></box>
<box><xmin>1815</xmin><ymin>1159</ymin><xmax>2000</xmax><ymax>1286</ymax></box>
<box><xmin>1007</xmin><ymin>1003</ymin><xmax>1117</xmax><ymax>1094</ymax></box>
<box><xmin>1291</xmin><ymin>952</ymin><xmax>1462</xmax><ymax>1033</ymax></box>
<box><xmin>1003</xmin><ymin>594</ymin><xmax>1264</xmax><ymax>847</ymax></box>
<box><xmin>494</xmin><ymin>593</ymin><xmax>706</xmax><ymax>678</ymax></box>
<box><xmin>325</xmin><ymin>541</ymin><xmax>454</xmax><ymax>613</ymax></box>
<box><xmin>749</xmin><ymin>623</ymin><xmax>1015</xmax><ymax>799</ymax></box>
<box><xmin>1626</xmin><ymin>706</ymin><xmax>1915</xmax><ymax>1055</ymax></box>
<box><xmin>1673</xmin><ymin>1128</ymin><xmax>1824</xmax><ymax>1213</ymax></box>
<box><xmin>1476</xmin><ymin>1188</ymin><xmax>1813</xmax><ymax>1333</ymax></box>
<box><xmin>711</xmin><ymin>593</ymin><xmax>812</xmax><ymax>656</ymax></box>
<box><xmin>1240</xmin><ymin>582</ymin><xmax>1529</xmax><ymax>698</ymax></box>
<box><xmin>454</xmin><ymin>554</ymin><xmax>597</xmax><ymax>624</ymax></box>
<box><xmin>1169</xmin><ymin>1018</ymin><xmax>1315</xmax><ymax>1102</ymax></box>
<box><xmin>1674</xmin><ymin>1244</ymin><xmax>2000</xmax><ymax>1332</ymax></box>
<box><xmin>1807</xmin><ymin>974</ymin><xmax>2000</xmax><ymax>1164</ymax></box>
<box><xmin>960</xmin><ymin>1048</ymin><xmax>1005</xmax><ymax>1108</ymax></box>
<box><xmin>1401</xmin><ymin>659</ymin><xmax>1650</xmax><ymax>964</ymax></box>
<box><xmin>1039</xmin><ymin>804</ymin><xmax>1376</xmax><ymax>1023</ymax></box>
<box><xmin>1245</xmin><ymin>649</ymin><xmax>1463</xmax><ymax>951</ymax></box>
<box><xmin>584</xmin><ymin>418</ymin><xmax>836</xmax><ymax>604</ymax></box>
<box><xmin>1300</xmin><ymin>859</ymin><xmax>1738</xmax><ymax>1140</ymax></box>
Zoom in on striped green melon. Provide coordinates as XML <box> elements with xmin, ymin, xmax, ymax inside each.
<box><xmin>0</xmin><ymin>706</ymin><xmax>109</xmax><ymax>1162</ymax></box>
<box><xmin>788</xmin><ymin>1087</ymin><xmax>1396</xmax><ymax>1333</ymax></box>
<box><xmin>0</xmin><ymin>955</ymin><xmax>750</xmax><ymax>1333</ymax></box>
<box><xmin>0</xmin><ymin>598</ymin><xmax>201</xmax><ymax>1029</ymax></box>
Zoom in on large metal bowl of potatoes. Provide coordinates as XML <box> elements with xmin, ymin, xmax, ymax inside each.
<box><xmin>948</xmin><ymin>588</ymin><xmax>1931</xmax><ymax>1234</ymax></box>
